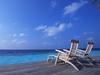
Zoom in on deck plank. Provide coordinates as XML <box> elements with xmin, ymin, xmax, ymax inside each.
<box><xmin>0</xmin><ymin>57</ymin><xmax>99</xmax><ymax>75</ymax></box>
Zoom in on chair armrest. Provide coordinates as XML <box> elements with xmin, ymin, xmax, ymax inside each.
<box><xmin>55</xmin><ymin>49</ymin><xmax>65</xmax><ymax>54</ymax></box>
<box><xmin>63</xmin><ymin>49</ymin><xmax>70</xmax><ymax>52</ymax></box>
<box><xmin>77</xmin><ymin>49</ymin><xmax>85</xmax><ymax>53</ymax></box>
<box><xmin>47</xmin><ymin>55</ymin><xmax>58</xmax><ymax>61</ymax></box>
<box><xmin>76</xmin><ymin>49</ymin><xmax>86</xmax><ymax>57</ymax></box>
<box><xmin>48</xmin><ymin>55</ymin><xmax>57</xmax><ymax>58</ymax></box>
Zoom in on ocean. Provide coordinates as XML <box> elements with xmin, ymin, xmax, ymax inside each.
<box><xmin>0</xmin><ymin>49</ymin><xmax>99</xmax><ymax>66</ymax></box>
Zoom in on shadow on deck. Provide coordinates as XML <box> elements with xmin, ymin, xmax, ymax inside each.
<box><xmin>0</xmin><ymin>57</ymin><xmax>100</xmax><ymax>75</ymax></box>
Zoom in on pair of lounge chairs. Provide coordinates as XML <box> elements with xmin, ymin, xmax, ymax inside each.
<box><xmin>47</xmin><ymin>40</ymin><xmax>95</xmax><ymax>71</ymax></box>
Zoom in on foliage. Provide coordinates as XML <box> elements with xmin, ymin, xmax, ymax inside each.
<box><xmin>92</xmin><ymin>0</ymin><xmax>100</xmax><ymax>10</ymax></box>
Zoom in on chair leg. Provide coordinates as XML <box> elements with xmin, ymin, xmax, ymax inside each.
<box><xmin>55</xmin><ymin>57</ymin><xmax>58</xmax><ymax>66</ymax></box>
<box><xmin>87</xmin><ymin>57</ymin><xmax>97</xmax><ymax>65</ymax></box>
<box><xmin>47</xmin><ymin>56</ymin><xmax>50</xmax><ymax>62</ymax></box>
<box><xmin>65</xmin><ymin>61</ymin><xmax>80</xmax><ymax>71</ymax></box>
<box><xmin>76</xmin><ymin>59</ymin><xmax>84</xmax><ymax>66</ymax></box>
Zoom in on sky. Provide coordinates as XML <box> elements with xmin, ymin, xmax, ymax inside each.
<box><xmin>0</xmin><ymin>0</ymin><xmax>100</xmax><ymax>49</ymax></box>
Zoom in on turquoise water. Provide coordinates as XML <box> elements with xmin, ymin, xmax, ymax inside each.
<box><xmin>0</xmin><ymin>54</ymin><xmax>48</xmax><ymax>65</ymax></box>
<box><xmin>90</xmin><ymin>50</ymin><xmax>100</xmax><ymax>56</ymax></box>
<box><xmin>0</xmin><ymin>50</ymin><xmax>99</xmax><ymax>65</ymax></box>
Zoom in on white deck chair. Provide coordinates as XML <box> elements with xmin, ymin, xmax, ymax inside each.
<box><xmin>76</xmin><ymin>41</ymin><xmax>94</xmax><ymax>58</ymax></box>
<box><xmin>63</xmin><ymin>39</ymin><xmax>79</xmax><ymax>56</ymax></box>
<box><xmin>48</xmin><ymin>40</ymin><xmax>82</xmax><ymax>71</ymax></box>
<box><xmin>75</xmin><ymin>41</ymin><xmax>96</xmax><ymax>65</ymax></box>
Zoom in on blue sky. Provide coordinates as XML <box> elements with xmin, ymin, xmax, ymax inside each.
<box><xmin>0</xmin><ymin>0</ymin><xmax>100</xmax><ymax>49</ymax></box>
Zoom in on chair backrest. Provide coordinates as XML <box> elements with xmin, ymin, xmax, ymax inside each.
<box><xmin>69</xmin><ymin>39</ymin><xmax>79</xmax><ymax>56</ymax></box>
<box><xmin>85</xmin><ymin>41</ymin><xmax>94</xmax><ymax>54</ymax></box>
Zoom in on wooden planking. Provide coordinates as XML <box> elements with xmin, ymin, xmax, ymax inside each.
<box><xmin>0</xmin><ymin>57</ymin><xmax>99</xmax><ymax>75</ymax></box>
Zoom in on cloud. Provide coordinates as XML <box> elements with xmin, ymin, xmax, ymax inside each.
<box><xmin>35</xmin><ymin>23</ymin><xmax>65</xmax><ymax>37</ymax></box>
<box><xmin>83</xmin><ymin>32</ymin><xmax>94</xmax><ymax>35</ymax></box>
<box><xmin>51</xmin><ymin>0</ymin><xmax>57</xmax><ymax>8</ymax></box>
<box><xmin>66</xmin><ymin>22</ymin><xmax>73</xmax><ymax>28</ymax></box>
<box><xmin>12</xmin><ymin>39</ymin><xmax>18</xmax><ymax>43</ymax></box>
<box><xmin>1</xmin><ymin>40</ymin><xmax>7</xmax><ymax>43</ymax></box>
<box><xmin>42</xmin><ymin>42</ymin><xmax>49</xmax><ymax>45</ymax></box>
<box><xmin>74</xmin><ymin>36</ymin><xmax>81</xmax><ymax>39</ymax></box>
<box><xmin>12</xmin><ymin>34</ymin><xmax>17</xmax><ymax>37</ymax></box>
<box><xmin>83</xmin><ymin>32</ymin><xmax>88</xmax><ymax>35</ymax></box>
<box><xmin>19</xmin><ymin>33</ymin><xmax>25</xmax><ymax>37</ymax></box>
<box><xmin>11</xmin><ymin>33</ymin><xmax>25</xmax><ymax>38</ymax></box>
<box><xmin>12</xmin><ymin>38</ymin><xmax>27</xmax><ymax>45</ymax></box>
<box><xmin>16</xmin><ymin>40</ymin><xmax>27</xmax><ymax>45</ymax></box>
<box><xmin>35</xmin><ymin>25</ymin><xmax>47</xmax><ymax>31</ymax></box>
<box><xmin>64</xmin><ymin>1</ymin><xmax>88</xmax><ymax>15</ymax></box>
<box><xmin>9</xmin><ymin>33</ymin><xmax>26</xmax><ymax>44</ymax></box>
<box><xmin>87</xmin><ymin>37</ymin><xmax>94</xmax><ymax>41</ymax></box>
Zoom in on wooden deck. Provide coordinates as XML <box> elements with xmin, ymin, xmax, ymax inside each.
<box><xmin>0</xmin><ymin>57</ymin><xmax>100</xmax><ymax>75</ymax></box>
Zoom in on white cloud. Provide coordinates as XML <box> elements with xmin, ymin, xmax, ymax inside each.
<box><xmin>67</xmin><ymin>22</ymin><xmax>73</xmax><ymax>28</ymax></box>
<box><xmin>83</xmin><ymin>32</ymin><xmax>88</xmax><ymax>35</ymax></box>
<box><xmin>19</xmin><ymin>33</ymin><xmax>25</xmax><ymax>37</ymax></box>
<box><xmin>83</xmin><ymin>32</ymin><xmax>94</xmax><ymax>35</ymax></box>
<box><xmin>51</xmin><ymin>0</ymin><xmax>57</xmax><ymax>8</ymax></box>
<box><xmin>12</xmin><ymin>38</ymin><xmax>27</xmax><ymax>45</ymax></box>
<box><xmin>43</xmin><ymin>42</ymin><xmax>49</xmax><ymax>45</ymax></box>
<box><xmin>35</xmin><ymin>25</ymin><xmax>47</xmax><ymax>31</ymax></box>
<box><xmin>74</xmin><ymin>17</ymin><xmax>79</xmax><ymax>21</ymax></box>
<box><xmin>12</xmin><ymin>39</ymin><xmax>18</xmax><ymax>43</ymax></box>
<box><xmin>1</xmin><ymin>40</ymin><xmax>7</xmax><ymax>43</ymax></box>
<box><xmin>87</xmin><ymin>37</ymin><xmax>94</xmax><ymax>41</ymax></box>
<box><xmin>64</xmin><ymin>1</ymin><xmax>88</xmax><ymax>15</ymax></box>
<box><xmin>35</xmin><ymin>23</ymin><xmax>65</xmax><ymax>37</ymax></box>
<box><xmin>74</xmin><ymin>36</ymin><xmax>81</xmax><ymax>39</ymax></box>
<box><xmin>11</xmin><ymin>33</ymin><xmax>25</xmax><ymax>38</ymax></box>
<box><xmin>16</xmin><ymin>40</ymin><xmax>27</xmax><ymax>44</ymax></box>
<box><xmin>12</xmin><ymin>34</ymin><xmax>17</xmax><ymax>37</ymax></box>
<box><xmin>9</xmin><ymin>33</ymin><xmax>26</xmax><ymax>45</ymax></box>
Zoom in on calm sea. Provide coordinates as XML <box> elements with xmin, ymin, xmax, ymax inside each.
<box><xmin>0</xmin><ymin>49</ymin><xmax>99</xmax><ymax>66</ymax></box>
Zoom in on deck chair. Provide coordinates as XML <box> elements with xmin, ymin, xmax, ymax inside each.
<box><xmin>76</xmin><ymin>41</ymin><xmax>96</xmax><ymax>65</ymax></box>
<box><xmin>76</xmin><ymin>41</ymin><xmax>93</xmax><ymax>57</ymax></box>
<box><xmin>48</xmin><ymin>40</ymin><xmax>83</xmax><ymax>71</ymax></box>
<box><xmin>53</xmin><ymin>39</ymin><xmax>79</xmax><ymax>56</ymax></box>
<box><xmin>62</xmin><ymin>39</ymin><xmax>79</xmax><ymax>56</ymax></box>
